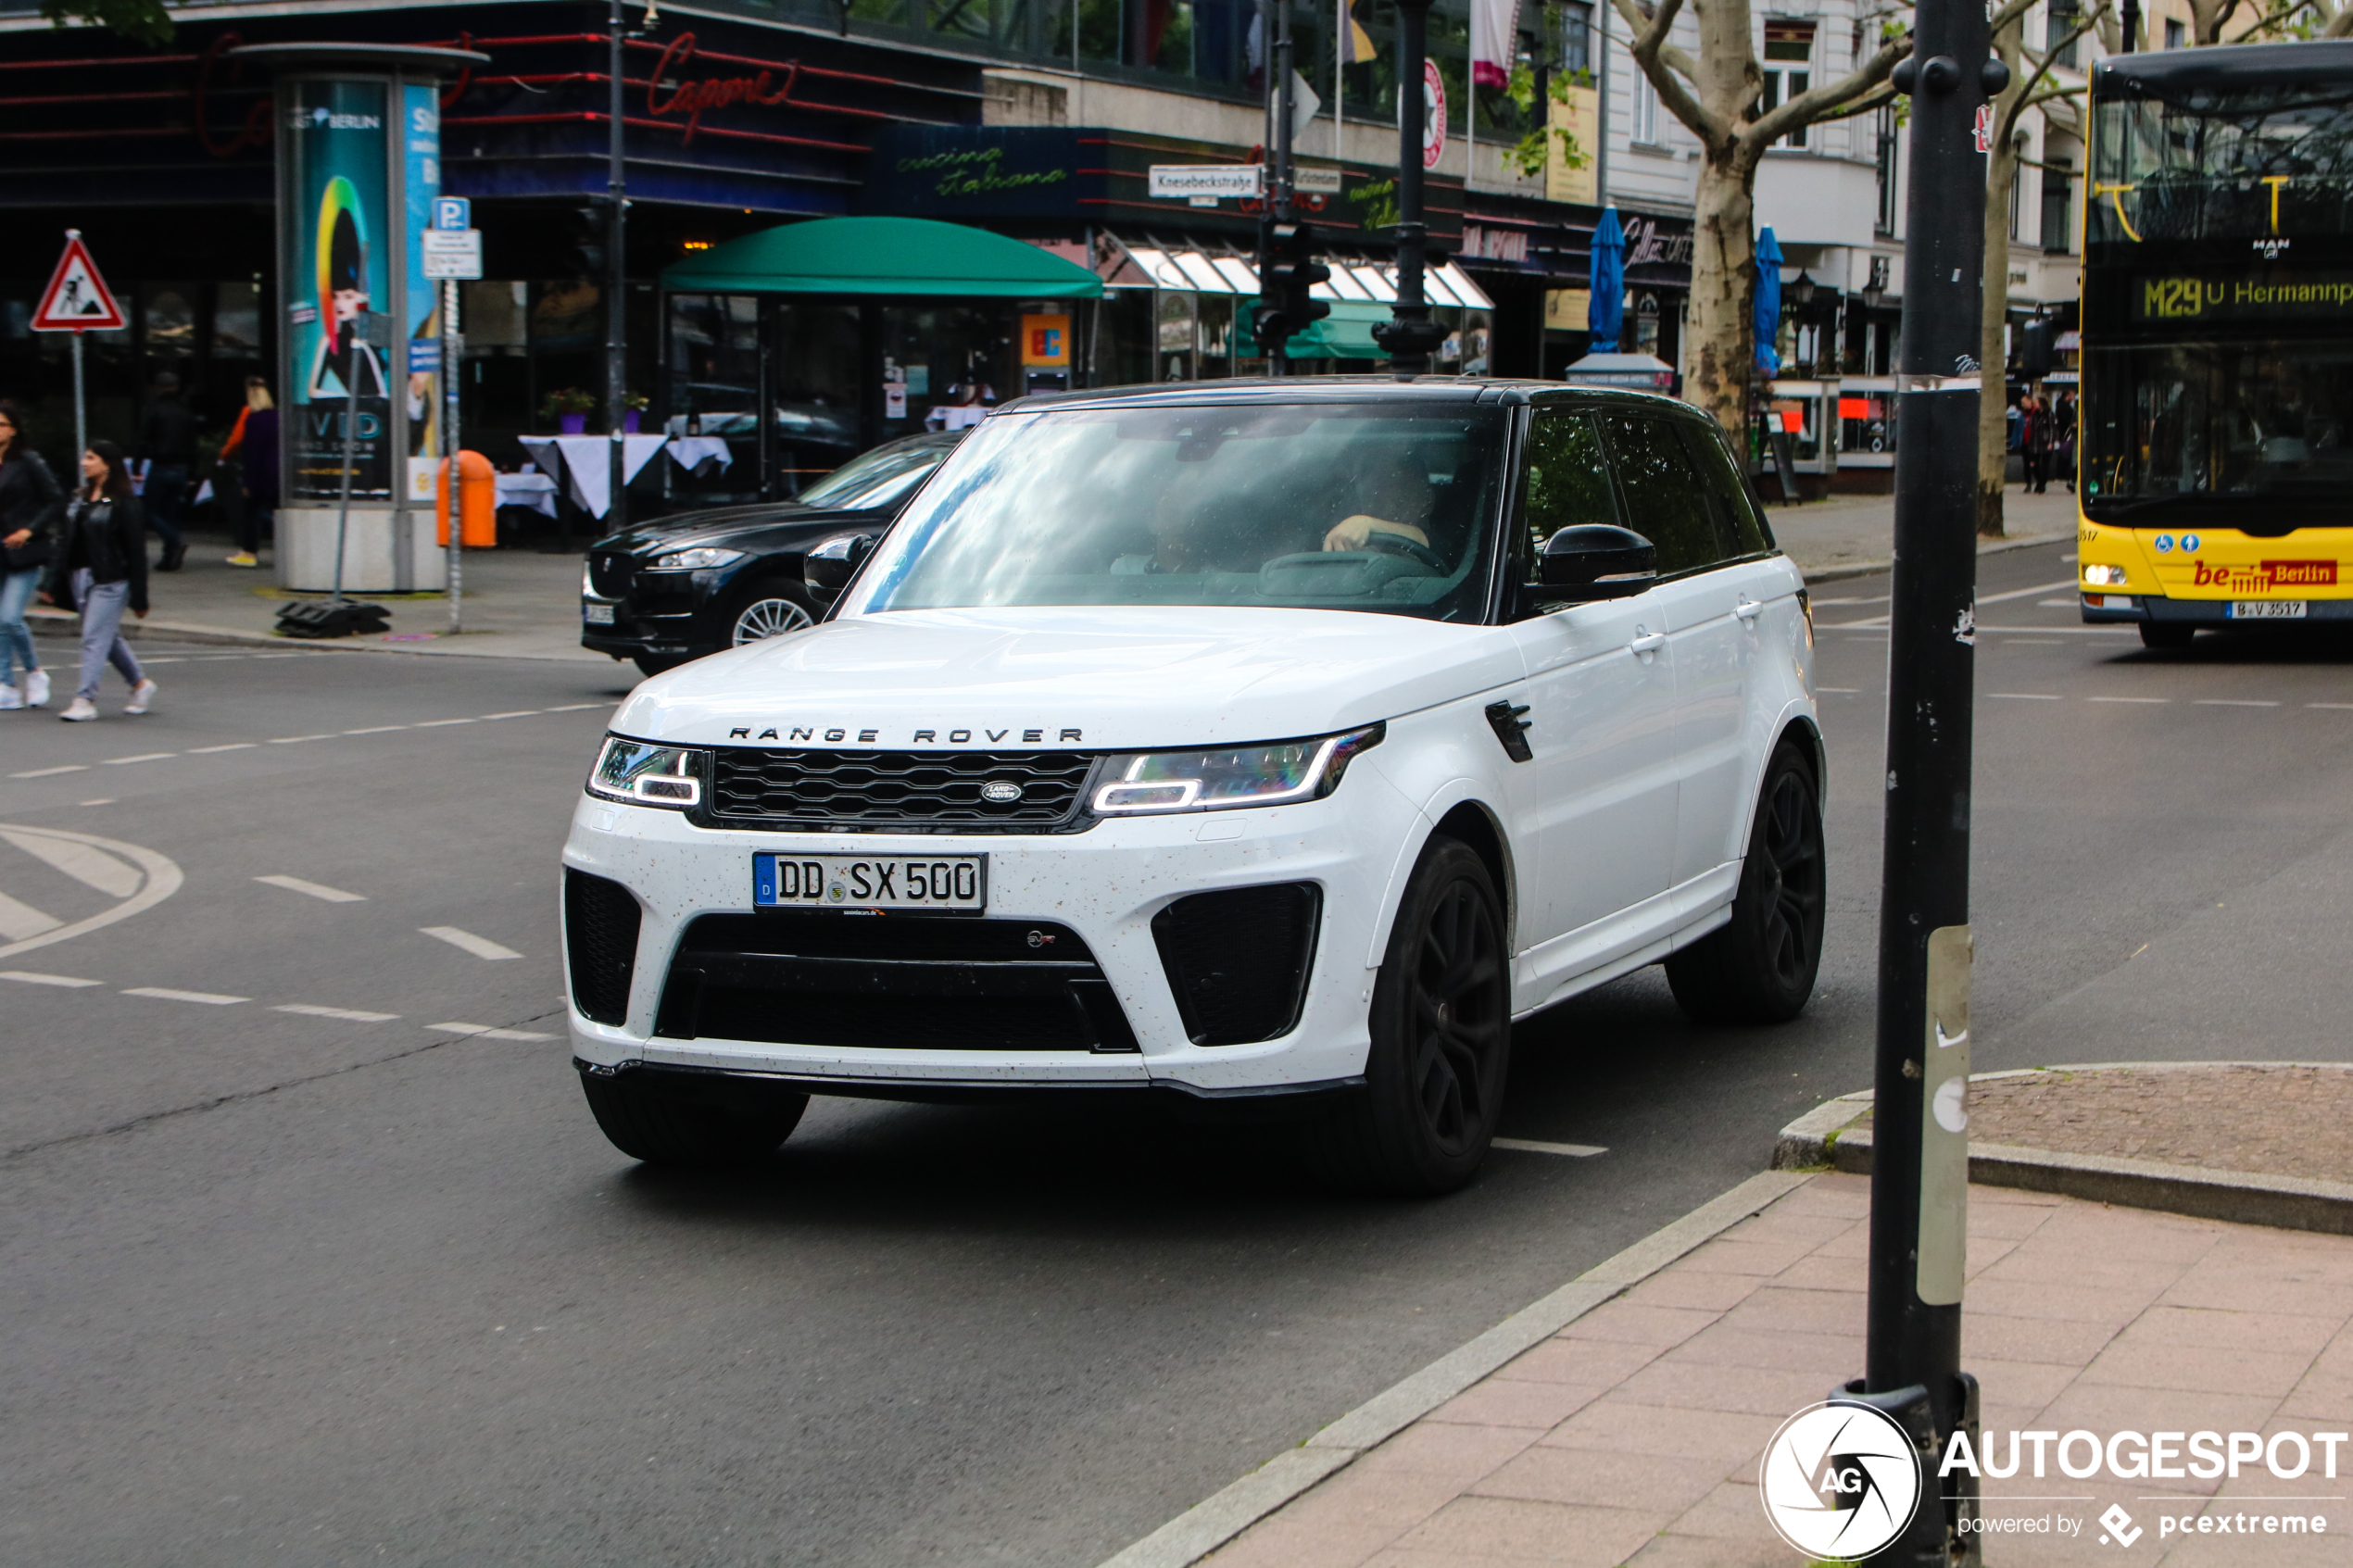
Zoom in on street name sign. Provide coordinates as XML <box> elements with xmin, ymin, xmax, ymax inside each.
<box><xmin>1149</xmin><ymin>165</ymin><xmax>1264</xmax><ymax>201</ymax></box>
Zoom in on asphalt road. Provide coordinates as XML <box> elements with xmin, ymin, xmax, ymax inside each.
<box><xmin>5</xmin><ymin>541</ymin><xmax>2352</xmax><ymax>1567</ymax></box>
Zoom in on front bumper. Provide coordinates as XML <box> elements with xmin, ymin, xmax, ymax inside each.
<box><xmin>560</xmin><ymin>784</ymin><xmax>1417</xmax><ymax>1095</ymax></box>
<box><xmin>2081</xmin><ymin>592</ymin><xmax>2353</xmax><ymax>625</ymax></box>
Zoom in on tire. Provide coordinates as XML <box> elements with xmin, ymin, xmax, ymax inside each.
<box><xmin>579</xmin><ymin>1071</ymin><xmax>808</xmax><ymax>1167</ymax></box>
<box><xmin>2139</xmin><ymin>621</ymin><xmax>2196</xmax><ymax>651</ymax></box>
<box><xmin>1310</xmin><ymin>835</ymin><xmax>1512</xmax><ymax>1197</ymax></box>
<box><xmin>633</xmin><ymin>652</ymin><xmax>691</xmax><ymax>678</ymax></box>
<box><xmin>728</xmin><ymin>579</ymin><xmax>818</xmax><ymax>647</ymax></box>
<box><xmin>1666</xmin><ymin>743</ymin><xmax>1826</xmax><ymax>1025</ymax></box>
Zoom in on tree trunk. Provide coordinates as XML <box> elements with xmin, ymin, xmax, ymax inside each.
<box><xmin>1686</xmin><ymin>149</ymin><xmax>1757</xmax><ymax>438</ymax></box>
<box><xmin>1978</xmin><ymin>24</ymin><xmax>2027</xmax><ymax>538</ymax></box>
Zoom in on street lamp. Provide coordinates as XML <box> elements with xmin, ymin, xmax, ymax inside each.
<box><xmin>1792</xmin><ymin>270</ymin><xmax>1817</xmax><ymax>307</ymax></box>
<box><xmin>1371</xmin><ymin>0</ymin><xmax>1449</xmax><ymax>377</ymax></box>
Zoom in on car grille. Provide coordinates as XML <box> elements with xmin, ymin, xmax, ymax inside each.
<box><xmin>565</xmin><ymin>869</ymin><xmax>643</xmax><ymax>1025</ymax></box>
<box><xmin>1151</xmin><ymin>883</ymin><xmax>1323</xmax><ymax>1046</ymax></box>
<box><xmin>705</xmin><ymin>747</ymin><xmax>1101</xmax><ymax>834</ymax></box>
<box><xmin>588</xmin><ymin>550</ymin><xmax>635</xmax><ymax>598</ymax></box>
<box><xmin>654</xmin><ymin>912</ymin><xmax>1139</xmax><ymax>1052</ymax></box>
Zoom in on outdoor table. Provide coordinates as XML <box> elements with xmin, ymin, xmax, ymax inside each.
<box><xmin>517</xmin><ymin>433</ymin><xmax>671</xmax><ymax>520</ymax></box>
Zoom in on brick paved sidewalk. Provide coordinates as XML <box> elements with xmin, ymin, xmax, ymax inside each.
<box><xmin>1202</xmin><ymin>1174</ymin><xmax>2353</xmax><ymax>1568</ymax></box>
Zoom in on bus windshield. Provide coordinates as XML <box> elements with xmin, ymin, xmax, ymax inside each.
<box><xmin>2084</xmin><ymin>61</ymin><xmax>2353</xmax><ymax>526</ymax></box>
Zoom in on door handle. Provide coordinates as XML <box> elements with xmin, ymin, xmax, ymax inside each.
<box><xmin>1734</xmin><ymin>596</ymin><xmax>1763</xmax><ymax>621</ymax></box>
<box><xmin>1629</xmin><ymin>629</ymin><xmax>1667</xmax><ymax>657</ymax></box>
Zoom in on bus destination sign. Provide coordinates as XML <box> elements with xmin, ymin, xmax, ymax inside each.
<box><xmin>2135</xmin><ymin>272</ymin><xmax>2353</xmax><ymax>322</ymax></box>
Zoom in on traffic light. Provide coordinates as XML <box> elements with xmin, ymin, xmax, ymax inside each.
<box><xmin>565</xmin><ymin>205</ymin><xmax>608</xmax><ymax>279</ymax></box>
<box><xmin>1252</xmin><ymin>221</ymin><xmax>1332</xmax><ymax>360</ymax></box>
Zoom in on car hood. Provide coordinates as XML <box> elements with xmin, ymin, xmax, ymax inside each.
<box><xmin>612</xmin><ymin>606</ymin><xmax>1525</xmax><ymax>750</ymax></box>
<box><xmin>594</xmin><ymin>504</ymin><xmax>880</xmax><ymax>557</ymax></box>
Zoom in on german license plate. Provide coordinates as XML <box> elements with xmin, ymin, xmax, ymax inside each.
<box><xmin>583</xmin><ymin>602</ymin><xmax>616</xmax><ymax>624</ymax></box>
<box><xmin>754</xmin><ymin>852</ymin><xmax>987</xmax><ymax>912</ymax></box>
<box><xmin>2228</xmin><ymin>600</ymin><xmax>2307</xmax><ymax>619</ymax></box>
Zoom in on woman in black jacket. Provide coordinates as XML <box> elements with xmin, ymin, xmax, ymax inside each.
<box><xmin>0</xmin><ymin>399</ymin><xmax>63</xmax><ymax>709</ymax></box>
<box><xmin>57</xmin><ymin>439</ymin><xmax>154</xmax><ymax>721</ymax></box>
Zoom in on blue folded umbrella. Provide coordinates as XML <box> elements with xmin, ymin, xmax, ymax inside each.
<box><xmin>1755</xmin><ymin>227</ymin><xmax>1783</xmax><ymax>376</ymax></box>
<box><xmin>1588</xmin><ymin>207</ymin><xmax>1625</xmax><ymax>356</ymax></box>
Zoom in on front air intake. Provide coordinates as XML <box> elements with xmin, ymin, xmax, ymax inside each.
<box><xmin>565</xmin><ymin>869</ymin><xmax>642</xmax><ymax>1026</ymax></box>
<box><xmin>1151</xmin><ymin>883</ymin><xmax>1322</xmax><ymax>1046</ymax></box>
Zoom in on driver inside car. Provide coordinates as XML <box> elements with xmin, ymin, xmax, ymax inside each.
<box><xmin>1112</xmin><ymin>445</ymin><xmax>1446</xmax><ymax>575</ymax></box>
<box><xmin>1323</xmin><ymin>447</ymin><xmax>1437</xmax><ymax>554</ymax></box>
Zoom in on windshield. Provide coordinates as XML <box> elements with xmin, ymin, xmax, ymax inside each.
<box><xmin>796</xmin><ymin>439</ymin><xmax>950</xmax><ymax>510</ymax></box>
<box><xmin>846</xmin><ymin>402</ymin><xmax>1508</xmax><ymax>621</ymax></box>
<box><xmin>2083</xmin><ymin>340</ymin><xmax>2353</xmax><ymax>524</ymax></box>
<box><xmin>2091</xmin><ymin>84</ymin><xmax>2353</xmax><ymax>245</ymax></box>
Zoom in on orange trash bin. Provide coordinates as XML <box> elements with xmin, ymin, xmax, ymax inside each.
<box><xmin>435</xmin><ymin>451</ymin><xmax>497</xmax><ymax>547</ymax></box>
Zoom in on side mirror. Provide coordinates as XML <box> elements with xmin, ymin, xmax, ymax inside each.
<box><xmin>1535</xmin><ymin>524</ymin><xmax>1656</xmax><ymax>600</ymax></box>
<box><xmin>803</xmin><ymin>533</ymin><xmax>875</xmax><ymax>603</ymax></box>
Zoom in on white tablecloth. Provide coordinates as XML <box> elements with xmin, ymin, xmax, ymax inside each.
<box><xmin>667</xmin><ymin>435</ymin><xmax>734</xmax><ymax>474</ymax></box>
<box><xmin>495</xmin><ymin>471</ymin><xmax>559</xmax><ymax>518</ymax></box>
<box><xmin>517</xmin><ymin>434</ymin><xmax>670</xmax><ymax>520</ymax></box>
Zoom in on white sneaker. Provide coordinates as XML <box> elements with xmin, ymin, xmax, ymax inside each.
<box><xmin>0</xmin><ymin>684</ymin><xmax>19</xmax><ymax>711</ymax></box>
<box><xmin>124</xmin><ymin>679</ymin><xmax>158</xmax><ymax>716</ymax></box>
<box><xmin>24</xmin><ymin>668</ymin><xmax>48</xmax><ymax>707</ymax></box>
<box><xmin>60</xmin><ymin>696</ymin><xmax>96</xmax><ymax>721</ymax></box>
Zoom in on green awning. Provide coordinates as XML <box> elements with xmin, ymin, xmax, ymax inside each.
<box><xmin>662</xmin><ymin>216</ymin><xmax>1103</xmax><ymax>298</ymax></box>
<box><xmin>1286</xmin><ymin>300</ymin><xmax>1390</xmax><ymax>359</ymax></box>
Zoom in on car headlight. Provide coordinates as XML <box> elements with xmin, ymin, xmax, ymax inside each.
<box><xmin>581</xmin><ymin>561</ymin><xmax>596</xmax><ymax>596</ymax></box>
<box><xmin>2082</xmin><ymin>563</ymin><xmax>2129</xmax><ymax>587</ymax></box>
<box><xmin>651</xmin><ymin>546</ymin><xmax>745</xmax><ymax>571</ymax></box>
<box><xmin>1092</xmin><ymin>724</ymin><xmax>1385</xmax><ymax>815</ymax></box>
<box><xmin>587</xmin><ymin>735</ymin><xmax>708</xmax><ymax>808</ymax></box>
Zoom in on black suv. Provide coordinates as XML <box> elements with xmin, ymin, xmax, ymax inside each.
<box><xmin>582</xmin><ymin>432</ymin><xmax>963</xmax><ymax>675</ymax></box>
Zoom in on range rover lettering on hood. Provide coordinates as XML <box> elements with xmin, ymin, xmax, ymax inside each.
<box><xmin>724</xmin><ymin>725</ymin><xmax>1085</xmax><ymax>745</ymax></box>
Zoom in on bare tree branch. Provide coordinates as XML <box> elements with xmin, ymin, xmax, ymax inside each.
<box><xmin>1811</xmin><ymin>82</ymin><xmax>1901</xmax><ymax>123</ymax></box>
<box><xmin>1609</xmin><ymin>0</ymin><xmax>1724</xmax><ymax>144</ymax></box>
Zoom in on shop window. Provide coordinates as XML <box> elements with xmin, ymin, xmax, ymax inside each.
<box><xmin>774</xmin><ymin>302</ymin><xmax>861</xmax><ymax>495</ymax></box>
<box><xmin>1197</xmin><ymin>295</ymin><xmax>1236</xmax><ymax>378</ymax></box>
<box><xmin>1156</xmin><ymin>290</ymin><xmax>1197</xmax><ymax>381</ymax></box>
<box><xmin>1761</xmin><ymin>19</ymin><xmax>1813</xmax><ymax>148</ymax></box>
<box><xmin>140</xmin><ymin>282</ymin><xmax>200</xmax><ymax>379</ymax></box>
<box><xmin>2046</xmin><ymin>0</ymin><xmax>2081</xmax><ymax>69</ymax></box>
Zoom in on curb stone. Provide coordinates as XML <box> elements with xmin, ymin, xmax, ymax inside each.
<box><xmin>1772</xmin><ymin>1061</ymin><xmax>2353</xmax><ymax>1237</ymax></box>
<box><xmin>1091</xmin><ymin>1169</ymin><xmax>1807</xmax><ymax>1568</ymax></box>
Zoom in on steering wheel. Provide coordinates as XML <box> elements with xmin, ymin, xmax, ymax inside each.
<box><xmin>1358</xmin><ymin>532</ymin><xmax>1449</xmax><ymax>572</ymax></box>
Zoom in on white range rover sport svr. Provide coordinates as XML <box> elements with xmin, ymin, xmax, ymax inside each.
<box><xmin>563</xmin><ymin>379</ymin><xmax>1823</xmax><ymax>1194</ymax></box>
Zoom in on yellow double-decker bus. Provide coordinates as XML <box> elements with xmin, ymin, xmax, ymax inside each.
<box><xmin>2078</xmin><ymin>40</ymin><xmax>2353</xmax><ymax>647</ymax></box>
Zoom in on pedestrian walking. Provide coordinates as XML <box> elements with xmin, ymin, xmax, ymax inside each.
<box><xmin>2055</xmin><ymin>390</ymin><xmax>2078</xmax><ymax>494</ymax></box>
<box><xmin>57</xmin><ymin>439</ymin><xmax>155</xmax><ymax>722</ymax></box>
<box><xmin>2020</xmin><ymin>392</ymin><xmax>2053</xmax><ymax>494</ymax></box>
<box><xmin>218</xmin><ymin>378</ymin><xmax>277</xmax><ymax>568</ymax></box>
<box><xmin>136</xmin><ymin>370</ymin><xmax>195</xmax><ymax>572</ymax></box>
<box><xmin>0</xmin><ymin>398</ymin><xmax>64</xmax><ymax>710</ymax></box>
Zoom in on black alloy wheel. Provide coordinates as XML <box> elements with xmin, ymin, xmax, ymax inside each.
<box><xmin>1666</xmin><ymin>743</ymin><xmax>1826</xmax><ymax>1024</ymax></box>
<box><xmin>1312</xmin><ymin>836</ymin><xmax>1511</xmax><ymax>1196</ymax></box>
<box><xmin>580</xmin><ymin>1071</ymin><xmax>809</xmax><ymax>1167</ymax></box>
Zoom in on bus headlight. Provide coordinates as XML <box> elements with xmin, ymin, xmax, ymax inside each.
<box><xmin>2082</xmin><ymin>564</ymin><xmax>2129</xmax><ymax>587</ymax></box>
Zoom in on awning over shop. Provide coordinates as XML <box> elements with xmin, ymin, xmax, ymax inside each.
<box><xmin>663</xmin><ymin>216</ymin><xmax>1103</xmax><ymax>297</ymax></box>
<box><xmin>1286</xmin><ymin>301</ymin><xmax>1391</xmax><ymax>359</ymax></box>
<box><xmin>1113</xmin><ymin>239</ymin><xmax>1494</xmax><ymax>310</ymax></box>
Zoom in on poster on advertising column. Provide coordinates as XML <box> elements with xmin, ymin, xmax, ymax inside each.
<box><xmin>285</xmin><ymin>79</ymin><xmax>393</xmax><ymax>502</ymax></box>
<box><xmin>401</xmin><ymin>81</ymin><xmax>443</xmax><ymax>506</ymax></box>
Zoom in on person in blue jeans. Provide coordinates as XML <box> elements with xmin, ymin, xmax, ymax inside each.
<box><xmin>136</xmin><ymin>371</ymin><xmax>194</xmax><ymax>571</ymax></box>
<box><xmin>57</xmin><ymin>440</ymin><xmax>155</xmax><ymax>721</ymax></box>
<box><xmin>0</xmin><ymin>399</ymin><xmax>63</xmax><ymax>709</ymax></box>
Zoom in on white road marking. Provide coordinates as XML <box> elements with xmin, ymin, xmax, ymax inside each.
<box><xmin>2087</xmin><ymin>696</ymin><xmax>2170</xmax><ymax>705</ymax></box>
<box><xmin>1988</xmin><ymin>693</ymin><xmax>2062</xmax><ymax>700</ymax></box>
<box><xmin>80</xmin><ymin>799</ymin><xmax>114</xmax><ymax>807</ymax></box>
<box><xmin>100</xmin><ymin>753</ymin><xmax>176</xmax><ymax>766</ymax></box>
<box><xmin>123</xmin><ymin>986</ymin><xmax>247</xmax><ymax>1005</ymax></box>
<box><xmin>420</xmin><ymin>926</ymin><xmax>522</xmax><ymax>960</ymax></box>
<box><xmin>1817</xmin><ymin>686</ymin><xmax>1859</xmax><ymax>694</ymax></box>
<box><xmin>2196</xmin><ymin>698</ymin><xmax>2282</xmax><ymax>708</ymax></box>
<box><xmin>545</xmin><ymin>703</ymin><xmax>605</xmax><ymax>712</ymax></box>
<box><xmin>0</xmin><ymin>825</ymin><xmax>181</xmax><ymax>963</ymax></box>
<box><xmin>1491</xmin><ymin>1137</ymin><xmax>1608</xmax><ymax>1158</ymax></box>
<box><xmin>2309</xmin><ymin>703</ymin><xmax>2353</xmax><ymax>710</ymax></box>
<box><xmin>343</xmin><ymin>725</ymin><xmax>409</xmax><ymax>734</ymax></box>
<box><xmin>1828</xmin><ymin>579</ymin><xmax>2080</xmax><ymax>629</ymax></box>
<box><xmin>427</xmin><ymin>1022</ymin><xmax>556</xmax><ymax>1041</ymax></box>
<box><xmin>479</xmin><ymin>710</ymin><xmax>540</xmax><ymax>720</ymax></box>
<box><xmin>0</xmin><ymin>970</ymin><xmax>102</xmax><ymax>986</ymax></box>
<box><xmin>188</xmin><ymin>743</ymin><xmax>257</xmax><ymax>754</ymax></box>
<box><xmin>0</xmin><ymin>891</ymin><xmax>65</xmax><ymax>940</ymax></box>
<box><xmin>1980</xmin><ymin>578</ymin><xmax>2082</xmax><ymax>606</ymax></box>
<box><xmin>413</xmin><ymin>718</ymin><xmax>476</xmax><ymax>728</ymax></box>
<box><xmin>268</xmin><ymin>734</ymin><xmax>334</xmax><ymax>745</ymax></box>
<box><xmin>254</xmin><ymin>874</ymin><xmax>366</xmax><ymax>903</ymax></box>
<box><xmin>275</xmin><ymin>1003</ymin><xmax>399</xmax><ymax>1022</ymax></box>
<box><xmin>0</xmin><ymin>828</ymin><xmax>142</xmax><ymax>897</ymax></box>
<box><xmin>2037</xmin><ymin>598</ymin><xmax>2077</xmax><ymax>608</ymax></box>
<box><xmin>8</xmin><ymin>765</ymin><xmax>87</xmax><ymax>778</ymax></box>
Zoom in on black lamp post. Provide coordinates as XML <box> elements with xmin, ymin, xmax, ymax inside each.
<box><xmin>1372</xmin><ymin>0</ymin><xmax>1449</xmax><ymax>376</ymax></box>
<box><xmin>606</xmin><ymin>0</ymin><xmax>630</xmax><ymax>538</ymax></box>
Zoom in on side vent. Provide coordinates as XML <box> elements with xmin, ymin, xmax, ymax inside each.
<box><xmin>1151</xmin><ymin>883</ymin><xmax>1323</xmax><ymax>1046</ymax></box>
<box><xmin>565</xmin><ymin>869</ymin><xmax>642</xmax><ymax>1026</ymax></box>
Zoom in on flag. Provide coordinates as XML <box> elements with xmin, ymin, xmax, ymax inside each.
<box><xmin>1471</xmin><ymin>0</ymin><xmax>1520</xmax><ymax>88</ymax></box>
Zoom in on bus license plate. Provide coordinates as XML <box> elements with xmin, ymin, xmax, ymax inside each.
<box><xmin>2229</xmin><ymin>600</ymin><xmax>2307</xmax><ymax>620</ymax></box>
<box><xmin>754</xmin><ymin>852</ymin><xmax>986</xmax><ymax>911</ymax></box>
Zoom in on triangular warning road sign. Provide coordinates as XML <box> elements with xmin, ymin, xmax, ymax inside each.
<box><xmin>32</xmin><ymin>232</ymin><xmax>125</xmax><ymax>332</ymax></box>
